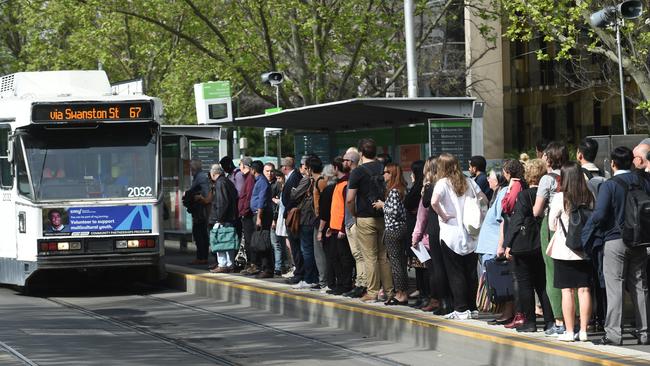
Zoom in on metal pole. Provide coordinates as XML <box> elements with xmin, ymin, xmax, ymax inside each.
<box><xmin>616</xmin><ymin>19</ymin><xmax>628</xmax><ymax>135</ymax></box>
<box><xmin>275</xmin><ymin>85</ymin><xmax>280</xmax><ymax>109</ymax></box>
<box><xmin>404</xmin><ymin>0</ymin><xmax>418</xmax><ymax>98</ymax></box>
<box><xmin>264</xmin><ymin>132</ymin><xmax>269</xmax><ymax>156</ymax></box>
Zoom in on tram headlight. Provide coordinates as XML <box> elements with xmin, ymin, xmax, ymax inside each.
<box><xmin>70</xmin><ymin>242</ymin><xmax>81</xmax><ymax>250</ymax></box>
<box><xmin>57</xmin><ymin>242</ymin><xmax>69</xmax><ymax>250</ymax></box>
<box><xmin>115</xmin><ymin>240</ymin><xmax>128</xmax><ymax>249</ymax></box>
<box><xmin>127</xmin><ymin>240</ymin><xmax>139</xmax><ymax>248</ymax></box>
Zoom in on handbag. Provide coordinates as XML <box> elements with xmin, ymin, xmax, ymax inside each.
<box><xmin>209</xmin><ymin>224</ymin><xmax>239</xmax><ymax>253</ymax></box>
<box><xmin>285</xmin><ymin>207</ymin><xmax>300</xmax><ymax>236</ymax></box>
<box><xmin>251</xmin><ymin>228</ymin><xmax>272</xmax><ymax>253</ymax></box>
<box><xmin>476</xmin><ymin>271</ymin><xmax>504</xmax><ymax>313</ymax></box>
<box><xmin>463</xmin><ymin>180</ymin><xmax>484</xmax><ymax>237</ymax></box>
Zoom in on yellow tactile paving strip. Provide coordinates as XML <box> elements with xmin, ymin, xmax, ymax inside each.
<box><xmin>166</xmin><ymin>264</ymin><xmax>650</xmax><ymax>366</ymax></box>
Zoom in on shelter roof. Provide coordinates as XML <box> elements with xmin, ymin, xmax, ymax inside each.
<box><xmin>231</xmin><ymin>97</ymin><xmax>476</xmax><ymax>131</ymax></box>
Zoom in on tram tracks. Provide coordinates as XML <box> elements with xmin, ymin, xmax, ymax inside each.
<box><xmin>46</xmin><ymin>297</ymin><xmax>239</xmax><ymax>366</ymax></box>
<box><xmin>141</xmin><ymin>293</ymin><xmax>407</xmax><ymax>366</ymax></box>
<box><xmin>0</xmin><ymin>340</ymin><xmax>39</xmax><ymax>366</ymax></box>
<box><xmin>46</xmin><ymin>289</ymin><xmax>405</xmax><ymax>366</ymax></box>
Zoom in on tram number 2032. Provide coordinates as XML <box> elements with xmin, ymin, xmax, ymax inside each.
<box><xmin>127</xmin><ymin>186</ymin><xmax>153</xmax><ymax>197</ymax></box>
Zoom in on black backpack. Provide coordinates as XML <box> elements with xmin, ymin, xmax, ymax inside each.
<box><xmin>612</xmin><ymin>175</ymin><xmax>650</xmax><ymax>248</ymax></box>
<box><xmin>361</xmin><ymin>163</ymin><xmax>386</xmax><ymax>204</ymax></box>
<box><xmin>558</xmin><ymin>205</ymin><xmax>592</xmax><ymax>251</ymax></box>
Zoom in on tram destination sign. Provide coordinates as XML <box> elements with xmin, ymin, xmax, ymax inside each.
<box><xmin>31</xmin><ymin>101</ymin><xmax>153</xmax><ymax>123</ymax></box>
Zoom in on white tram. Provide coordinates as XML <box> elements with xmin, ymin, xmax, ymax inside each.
<box><xmin>0</xmin><ymin>70</ymin><xmax>164</xmax><ymax>286</ymax></box>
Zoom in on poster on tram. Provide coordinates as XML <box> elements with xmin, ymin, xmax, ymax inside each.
<box><xmin>42</xmin><ymin>205</ymin><xmax>153</xmax><ymax>236</ymax></box>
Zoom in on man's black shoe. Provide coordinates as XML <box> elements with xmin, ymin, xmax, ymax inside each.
<box><xmin>515</xmin><ymin>322</ymin><xmax>537</xmax><ymax>333</ymax></box>
<box><xmin>285</xmin><ymin>276</ymin><xmax>301</xmax><ymax>285</ymax></box>
<box><xmin>343</xmin><ymin>286</ymin><xmax>363</xmax><ymax>297</ymax></box>
<box><xmin>350</xmin><ymin>286</ymin><xmax>366</xmax><ymax>298</ymax></box>
<box><xmin>593</xmin><ymin>336</ymin><xmax>622</xmax><ymax>346</ymax></box>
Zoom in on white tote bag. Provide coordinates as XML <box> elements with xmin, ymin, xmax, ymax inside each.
<box><xmin>463</xmin><ymin>179</ymin><xmax>484</xmax><ymax>237</ymax></box>
<box><xmin>275</xmin><ymin>194</ymin><xmax>288</xmax><ymax>237</ymax></box>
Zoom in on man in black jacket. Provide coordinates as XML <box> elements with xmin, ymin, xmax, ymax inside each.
<box><xmin>188</xmin><ymin>159</ymin><xmax>210</xmax><ymax>266</ymax></box>
<box><xmin>281</xmin><ymin>156</ymin><xmax>304</xmax><ymax>284</ymax></box>
<box><xmin>208</xmin><ymin>163</ymin><xmax>240</xmax><ymax>273</ymax></box>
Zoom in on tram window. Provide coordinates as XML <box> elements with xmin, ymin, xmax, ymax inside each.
<box><xmin>15</xmin><ymin>139</ymin><xmax>31</xmax><ymax>198</ymax></box>
<box><xmin>0</xmin><ymin>128</ymin><xmax>11</xmax><ymax>188</ymax></box>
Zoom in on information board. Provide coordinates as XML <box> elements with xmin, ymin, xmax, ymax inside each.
<box><xmin>189</xmin><ymin>139</ymin><xmax>220</xmax><ymax>171</ymax></box>
<box><xmin>294</xmin><ymin>133</ymin><xmax>331</xmax><ymax>164</ymax></box>
<box><xmin>428</xmin><ymin>119</ymin><xmax>473</xmax><ymax>170</ymax></box>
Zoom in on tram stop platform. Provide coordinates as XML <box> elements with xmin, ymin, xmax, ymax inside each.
<box><xmin>163</xmin><ymin>240</ymin><xmax>650</xmax><ymax>366</ymax></box>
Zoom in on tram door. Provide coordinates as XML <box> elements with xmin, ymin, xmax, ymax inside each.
<box><xmin>0</xmin><ymin>126</ymin><xmax>16</xmax><ymax>259</ymax></box>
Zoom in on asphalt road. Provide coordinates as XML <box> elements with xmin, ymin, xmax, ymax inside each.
<box><xmin>0</xmin><ymin>283</ymin><xmax>479</xmax><ymax>366</ymax></box>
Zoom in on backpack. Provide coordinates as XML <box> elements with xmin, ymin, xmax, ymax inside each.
<box><xmin>360</xmin><ymin>163</ymin><xmax>386</xmax><ymax>205</ymax></box>
<box><xmin>612</xmin><ymin>175</ymin><xmax>650</xmax><ymax>248</ymax></box>
<box><xmin>558</xmin><ymin>205</ymin><xmax>592</xmax><ymax>251</ymax></box>
<box><xmin>582</xmin><ymin>168</ymin><xmax>607</xmax><ymax>196</ymax></box>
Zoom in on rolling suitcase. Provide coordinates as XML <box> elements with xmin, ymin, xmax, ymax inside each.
<box><xmin>484</xmin><ymin>258</ymin><xmax>514</xmax><ymax>303</ymax></box>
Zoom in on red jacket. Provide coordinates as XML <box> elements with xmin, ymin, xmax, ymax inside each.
<box><xmin>238</xmin><ymin>172</ymin><xmax>255</xmax><ymax>217</ymax></box>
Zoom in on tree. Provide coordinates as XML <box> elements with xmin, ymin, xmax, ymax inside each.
<box><xmin>497</xmin><ymin>0</ymin><xmax>650</xmax><ymax>127</ymax></box>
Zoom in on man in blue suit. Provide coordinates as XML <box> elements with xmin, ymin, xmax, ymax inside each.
<box><xmin>281</xmin><ymin>156</ymin><xmax>304</xmax><ymax>284</ymax></box>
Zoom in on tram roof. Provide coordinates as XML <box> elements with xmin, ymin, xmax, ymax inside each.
<box><xmin>231</xmin><ymin>97</ymin><xmax>476</xmax><ymax>131</ymax></box>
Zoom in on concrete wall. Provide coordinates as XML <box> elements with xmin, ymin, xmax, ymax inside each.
<box><xmin>464</xmin><ymin>4</ymin><xmax>504</xmax><ymax>159</ymax></box>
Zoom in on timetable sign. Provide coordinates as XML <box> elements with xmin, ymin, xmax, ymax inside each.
<box><xmin>32</xmin><ymin>101</ymin><xmax>153</xmax><ymax>123</ymax></box>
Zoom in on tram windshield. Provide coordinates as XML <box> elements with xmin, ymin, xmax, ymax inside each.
<box><xmin>19</xmin><ymin>123</ymin><xmax>158</xmax><ymax>201</ymax></box>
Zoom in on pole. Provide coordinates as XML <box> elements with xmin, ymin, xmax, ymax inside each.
<box><xmin>616</xmin><ymin>19</ymin><xmax>628</xmax><ymax>135</ymax></box>
<box><xmin>264</xmin><ymin>132</ymin><xmax>269</xmax><ymax>156</ymax></box>
<box><xmin>275</xmin><ymin>85</ymin><xmax>280</xmax><ymax>109</ymax></box>
<box><xmin>404</xmin><ymin>0</ymin><xmax>418</xmax><ymax>98</ymax></box>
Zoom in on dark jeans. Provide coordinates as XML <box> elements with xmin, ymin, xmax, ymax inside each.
<box><xmin>300</xmin><ymin>225</ymin><xmax>318</xmax><ymax>284</ymax></box>
<box><xmin>440</xmin><ymin>241</ymin><xmax>478</xmax><ymax>312</ymax></box>
<box><xmin>415</xmin><ymin>268</ymin><xmax>430</xmax><ymax>297</ymax></box>
<box><xmin>426</xmin><ymin>240</ymin><xmax>450</xmax><ymax>301</ymax></box>
<box><xmin>192</xmin><ymin>220</ymin><xmax>209</xmax><ymax>260</ymax></box>
<box><xmin>241</xmin><ymin>215</ymin><xmax>257</xmax><ymax>266</ymax></box>
<box><xmin>512</xmin><ymin>250</ymin><xmax>554</xmax><ymax>326</ymax></box>
<box><xmin>325</xmin><ymin>231</ymin><xmax>354</xmax><ymax>291</ymax></box>
<box><xmin>289</xmin><ymin>233</ymin><xmax>304</xmax><ymax>280</ymax></box>
<box><xmin>256</xmin><ymin>209</ymin><xmax>275</xmax><ymax>274</ymax></box>
<box><xmin>322</xmin><ymin>231</ymin><xmax>336</xmax><ymax>288</ymax></box>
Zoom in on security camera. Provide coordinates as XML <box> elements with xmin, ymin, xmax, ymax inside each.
<box><xmin>261</xmin><ymin>72</ymin><xmax>283</xmax><ymax>86</ymax></box>
<box><xmin>590</xmin><ymin>1</ymin><xmax>643</xmax><ymax>28</ymax></box>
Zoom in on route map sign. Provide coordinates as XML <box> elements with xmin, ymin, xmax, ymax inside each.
<box><xmin>428</xmin><ymin>119</ymin><xmax>473</xmax><ymax>171</ymax></box>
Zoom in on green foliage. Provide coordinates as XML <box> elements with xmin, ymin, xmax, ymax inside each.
<box><xmin>497</xmin><ymin>0</ymin><xmax>650</xmax><ymax>109</ymax></box>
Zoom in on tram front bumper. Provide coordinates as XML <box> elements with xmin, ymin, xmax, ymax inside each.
<box><xmin>36</xmin><ymin>252</ymin><xmax>161</xmax><ymax>270</ymax></box>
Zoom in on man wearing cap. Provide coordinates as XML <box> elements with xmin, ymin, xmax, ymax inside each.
<box><xmin>341</xmin><ymin>150</ymin><xmax>367</xmax><ymax>298</ymax></box>
<box><xmin>238</xmin><ymin>157</ymin><xmax>259</xmax><ymax>275</ymax></box>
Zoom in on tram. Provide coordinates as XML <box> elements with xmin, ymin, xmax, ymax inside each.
<box><xmin>0</xmin><ymin>70</ymin><xmax>164</xmax><ymax>286</ymax></box>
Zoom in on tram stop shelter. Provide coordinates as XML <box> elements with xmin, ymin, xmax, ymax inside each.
<box><xmin>229</xmin><ymin>97</ymin><xmax>483</xmax><ymax>168</ymax></box>
<box><xmin>161</xmin><ymin>97</ymin><xmax>483</xmax><ymax>246</ymax></box>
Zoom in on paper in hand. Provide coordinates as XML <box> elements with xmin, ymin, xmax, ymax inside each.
<box><xmin>411</xmin><ymin>242</ymin><xmax>431</xmax><ymax>263</ymax></box>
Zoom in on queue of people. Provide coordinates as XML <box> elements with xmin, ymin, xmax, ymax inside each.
<box><xmin>184</xmin><ymin>136</ymin><xmax>650</xmax><ymax>346</ymax></box>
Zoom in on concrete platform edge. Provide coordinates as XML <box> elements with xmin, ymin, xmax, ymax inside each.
<box><xmin>165</xmin><ymin>264</ymin><xmax>650</xmax><ymax>366</ymax></box>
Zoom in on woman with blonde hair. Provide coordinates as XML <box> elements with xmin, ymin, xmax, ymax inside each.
<box><xmin>373</xmin><ymin>163</ymin><xmax>409</xmax><ymax>305</ymax></box>
<box><xmin>431</xmin><ymin>153</ymin><xmax>488</xmax><ymax>319</ymax></box>
<box><xmin>503</xmin><ymin>159</ymin><xmax>555</xmax><ymax>333</ymax></box>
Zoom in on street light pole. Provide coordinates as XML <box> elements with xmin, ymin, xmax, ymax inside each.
<box><xmin>590</xmin><ymin>0</ymin><xmax>643</xmax><ymax>135</ymax></box>
<box><xmin>615</xmin><ymin>19</ymin><xmax>627</xmax><ymax>135</ymax></box>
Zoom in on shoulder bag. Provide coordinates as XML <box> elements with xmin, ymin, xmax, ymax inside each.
<box><xmin>210</xmin><ymin>224</ymin><xmax>240</xmax><ymax>253</ymax></box>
